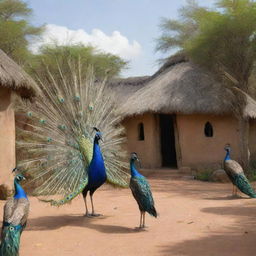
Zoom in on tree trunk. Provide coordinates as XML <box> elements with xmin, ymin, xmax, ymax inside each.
<box><xmin>239</xmin><ymin>118</ymin><xmax>249</xmax><ymax>172</ymax></box>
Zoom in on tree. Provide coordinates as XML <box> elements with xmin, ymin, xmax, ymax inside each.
<box><xmin>30</xmin><ymin>44</ymin><xmax>128</xmax><ymax>79</ymax></box>
<box><xmin>0</xmin><ymin>0</ymin><xmax>43</xmax><ymax>64</ymax></box>
<box><xmin>157</xmin><ymin>0</ymin><xmax>256</xmax><ymax>93</ymax></box>
<box><xmin>157</xmin><ymin>0</ymin><xmax>256</xmax><ymax>169</ymax></box>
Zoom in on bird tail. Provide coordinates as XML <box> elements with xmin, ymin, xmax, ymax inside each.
<box><xmin>148</xmin><ymin>206</ymin><xmax>158</xmax><ymax>218</ymax></box>
<box><xmin>235</xmin><ymin>174</ymin><xmax>256</xmax><ymax>198</ymax></box>
<box><xmin>0</xmin><ymin>224</ymin><xmax>22</xmax><ymax>256</ymax></box>
<box><xmin>38</xmin><ymin>177</ymin><xmax>88</xmax><ymax>206</ymax></box>
<box><xmin>16</xmin><ymin>61</ymin><xmax>130</xmax><ymax>205</ymax></box>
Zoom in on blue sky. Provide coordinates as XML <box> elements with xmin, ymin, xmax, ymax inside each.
<box><xmin>28</xmin><ymin>0</ymin><xmax>215</xmax><ymax>77</ymax></box>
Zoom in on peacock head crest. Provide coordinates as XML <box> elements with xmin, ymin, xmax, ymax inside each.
<box><xmin>12</xmin><ymin>168</ymin><xmax>26</xmax><ymax>183</ymax></box>
<box><xmin>93</xmin><ymin>127</ymin><xmax>103</xmax><ymax>142</ymax></box>
<box><xmin>224</xmin><ymin>144</ymin><xmax>231</xmax><ymax>152</ymax></box>
<box><xmin>130</xmin><ymin>152</ymin><xmax>141</xmax><ymax>167</ymax></box>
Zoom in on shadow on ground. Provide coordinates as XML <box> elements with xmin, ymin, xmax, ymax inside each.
<box><xmin>25</xmin><ymin>214</ymin><xmax>138</xmax><ymax>234</ymax></box>
<box><xmin>159</xmin><ymin>204</ymin><xmax>256</xmax><ymax>256</ymax></box>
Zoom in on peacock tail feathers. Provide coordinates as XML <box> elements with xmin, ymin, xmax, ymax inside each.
<box><xmin>234</xmin><ymin>173</ymin><xmax>256</xmax><ymax>198</ymax></box>
<box><xmin>40</xmin><ymin>176</ymin><xmax>89</xmax><ymax>206</ymax></box>
<box><xmin>0</xmin><ymin>224</ymin><xmax>22</xmax><ymax>256</ymax></box>
<box><xmin>16</xmin><ymin>60</ymin><xmax>130</xmax><ymax>205</ymax></box>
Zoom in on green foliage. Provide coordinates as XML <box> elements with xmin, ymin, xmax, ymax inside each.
<box><xmin>195</xmin><ymin>169</ymin><xmax>213</xmax><ymax>182</ymax></box>
<box><xmin>157</xmin><ymin>0</ymin><xmax>256</xmax><ymax>92</ymax></box>
<box><xmin>0</xmin><ymin>0</ymin><xmax>43</xmax><ymax>64</ymax></box>
<box><xmin>29</xmin><ymin>44</ymin><xmax>128</xmax><ymax>79</ymax></box>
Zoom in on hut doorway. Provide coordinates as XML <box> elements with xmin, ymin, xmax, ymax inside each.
<box><xmin>159</xmin><ymin>114</ymin><xmax>177</xmax><ymax>167</ymax></box>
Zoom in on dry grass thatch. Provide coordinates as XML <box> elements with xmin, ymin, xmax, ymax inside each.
<box><xmin>107</xmin><ymin>76</ymin><xmax>150</xmax><ymax>105</ymax></box>
<box><xmin>0</xmin><ymin>49</ymin><xmax>38</xmax><ymax>100</ymax></box>
<box><xmin>113</xmin><ymin>61</ymin><xmax>256</xmax><ymax>118</ymax></box>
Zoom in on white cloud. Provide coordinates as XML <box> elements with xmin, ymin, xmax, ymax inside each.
<box><xmin>30</xmin><ymin>24</ymin><xmax>142</xmax><ymax>60</ymax></box>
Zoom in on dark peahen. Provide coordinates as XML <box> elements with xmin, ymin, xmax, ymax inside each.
<box><xmin>129</xmin><ymin>152</ymin><xmax>157</xmax><ymax>228</ymax></box>
<box><xmin>0</xmin><ymin>169</ymin><xmax>29</xmax><ymax>256</ymax></box>
<box><xmin>223</xmin><ymin>145</ymin><xmax>256</xmax><ymax>198</ymax></box>
<box><xmin>16</xmin><ymin>62</ymin><xmax>130</xmax><ymax>215</ymax></box>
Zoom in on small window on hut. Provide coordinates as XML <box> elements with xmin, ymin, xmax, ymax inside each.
<box><xmin>138</xmin><ymin>123</ymin><xmax>145</xmax><ymax>141</ymax></box>
<box><xmin>204</xmin><ymin>122</ymin><xmax>213</xmax><ymax>137</ymax></box>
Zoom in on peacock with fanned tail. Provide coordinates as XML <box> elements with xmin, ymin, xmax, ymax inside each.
<box><xmin>223</xmin><ymin>144</ymin><xmax>256</xmax><ymax>198</ymax></box>
<box><xmin>0</xmin><ymin>169</ymin><xmax>29</xmax><ymax>256</ymax></box>
<box><xmin>16</xmin><ymin>61</ymin><xmax>130</xmax><ymax>215</ymax></box>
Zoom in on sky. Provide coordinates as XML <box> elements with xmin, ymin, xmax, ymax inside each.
<box><xmin>27</xmin><ymin>0</ymin><xmax>216</xmax><ymax>77</ymax></box>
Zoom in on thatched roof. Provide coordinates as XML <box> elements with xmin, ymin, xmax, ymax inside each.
<box><xmin>0</xmin><ymin>49</ymin><xmax>38</xmax><ymax>100</ymax></box>
<box><xmin>108</xmin><ymin>76</ymin><xmax>150</xmax><ymax>105</ymax></box>
<box><xmin>113</xmin><ymin>60</ymin><xmax>256</xmax><ymax>118</ymax></box>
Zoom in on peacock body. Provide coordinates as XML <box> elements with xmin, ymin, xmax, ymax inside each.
<box><xmin>129</xmin><ymin>153</ymin><xmax>157</xmax><ymax>228</ymax></box>
<box><xmin>223</xmin><ymin>145</ymin><xmax>256</xmax><ymax>198</ymax></box>
<box><xmin>16</xmin><ymin>62</ymin><xmax>130</xmax><ymax>213</ymax></box>
<box><xmin>0</xmin><ymin>172</ymin><xmax>29</xmax><ymax>256</ymax></box>
<box><xmin>82</xmin><ymin>130</ymin><xmax>107</xmax><ymax>216</ymax></box>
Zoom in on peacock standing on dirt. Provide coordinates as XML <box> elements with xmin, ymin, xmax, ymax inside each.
<box><xmin>15</xmin><ymin>61</ymin><xmax>130</xmax><ymax>215</ymax></box>
<box><xmin>129</xmin><ymin>152</ymin><xmax>157</xmax><ymax>228</ymax></box>
<box><xmin>223</xmin><ymin>145</ymin><xmax>256</xmax><ymax>198</ymax></box>
<box><xmin>0</xmin><ymin>169</ymin><xmax>29</xmax><ymax>256</ymax></box>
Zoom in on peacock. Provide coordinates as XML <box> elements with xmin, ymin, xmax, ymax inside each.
<box><xmin>223</xmin><ymin>145</ymin><xmax>256</xmax><ymax>198</ymax></box>
<box><xmin>129</xmin><ymin>152</ymin><xmax>157</xmax><ymax>228</ymax></box>
<box><xmin>82</xmin><ymin>127</ymin><xmax>107</xmax><ymax>216</ymax></box>
<box><xmin>0</xmin><ymin>169</ymin><xmax>29</xmax><ymax>256</ymax></box>
<box><xmin>15</xmin><ymin>61</ymin><xmax>130</xmax><ymax>215</ymax></box>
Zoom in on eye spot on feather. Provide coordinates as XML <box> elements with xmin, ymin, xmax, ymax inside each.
<box><xmin>88</xmin><ymin>105</ymin><xmax>94</xmax><ymax>111</ymax></box>
<box><xmin>74</xmin><ymin>95</ymin><xmax>80</xmax><ymax>102</ymax></box>
<box><xmin>27</xmin><ymin>111</ymin><xmax>33</xmax><ymax>117</ymax></box>
<box><xmin>39</xmin><ymin>119</ymin><xmax>46</xmax><ymax>124</ymax></box>
<box><xmin>58</xmin><ymin>97</ymin><xmax>65</xmax><ymax>103</ymax></box>
<box><xmin>58</xmin><ymin>124</ymin><xmax>67</xmax><ymax>131</ymax></box>
<box><xmin>47</xmin><ymin>137</ymin><xmax>52</xmax><ymax>143</ymax></box>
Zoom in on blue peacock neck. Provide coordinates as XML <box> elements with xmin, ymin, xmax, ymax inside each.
<box><xmin>224</xmin><ymin>150</ymin><xmax>231</xmax><ymax>162</ymax></box>
<box><xmin>14</xmin><ymin>179</ymin><xmax>27</xmax><ymax>199</ymax></box>
<box><xmin>130</xmin><ymin>159</ymin><xmax>142</xmax><ymax>178</ymax></box>
<box><xmin>93</xmin><ymin>136</ymin><xmax>103</xmax><ymax>160</ymax></box>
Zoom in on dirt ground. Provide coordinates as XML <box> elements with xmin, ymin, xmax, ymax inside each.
<box><xmin>1</xmin><ymin>169</ymin><xmax>256</xmax><ymax>256</ymax></box>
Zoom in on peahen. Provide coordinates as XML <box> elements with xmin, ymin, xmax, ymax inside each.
<box><xmin>223</xmin><ymin>145</ymin><xmax>256</xmax><ymax>198</ymax></box>
<box><xmin>129</xmin><ymin>152</ymin><xmax>157</xmax><ymax>228</ymax></box>
<box><xmin>0</xmin><ymin>169</ymin><xmax>29</xmax><ymax>256</ymax></box>
<box><xmin>16</xmin><ymin>62</ymin><xmax>130</xmax><ymax>215</ymax></box>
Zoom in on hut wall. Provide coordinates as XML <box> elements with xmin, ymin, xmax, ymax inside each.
<box><xmin>122</xmin><ymin>114</ymin><xmax>161</xmax><ymax>168</ymax></box>
<box><xmin>249</xmin><ymin>119</ymin><xmax>256</xmax><ymax>162</ymax></box>
<box><xmin>0</xmin><ymin>88</ymin><xmax>15</xmax><ymax>185</ymax></box>
<box><xmin>176</xmin><ymin>114</ymin><xmax>240</xmax><ymax>169</ymax></box>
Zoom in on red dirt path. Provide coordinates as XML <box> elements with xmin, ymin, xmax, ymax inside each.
<box><xmin>1</xmin><ymin>170</ymin><xmax>256</xmax><ymax>256</ymax></box>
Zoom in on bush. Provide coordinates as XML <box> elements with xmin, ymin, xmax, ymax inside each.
<box><xmin>194</xmin><ymin>169</ymin><xmax>213</xmax><ymax>182</ymax></box>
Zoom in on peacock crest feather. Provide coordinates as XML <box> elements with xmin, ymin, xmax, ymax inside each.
<box><xmin>16</xmin><ymin>60</ymin><xmax>130</xmax><ymax>205</ymax></box>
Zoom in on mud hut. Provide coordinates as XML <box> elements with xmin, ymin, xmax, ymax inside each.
<box><xmin>0</xmin><ymin>49</ymin><xmax>37</xmax><ymax>192</ymax></box>
<box><xmin>110</xmin><ymin>55</ymin><xmax>256</xmax><ymax>170</ymax></box>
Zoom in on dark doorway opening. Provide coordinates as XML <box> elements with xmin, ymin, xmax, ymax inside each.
<box><xmin>159</xmin><ymin>114</ymin><xmax>177</xmax><ymax>167</ymax></box>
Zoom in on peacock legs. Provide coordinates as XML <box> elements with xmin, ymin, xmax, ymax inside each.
<box><xmin>231</xmin><ymin>185</ymin><xmax>239</xmax><ymax>197</ymax></box>
<box><xmin>90</xmin><ymin>194</ymin><xmax>101</xmax><ymax>217</ymax></box>
<box><xmin>83</xmin><ymin>194</ymin><xmax>90</xmax><ymax>217</ymax></box>
<box><xmin>139</xmin><ymin>211</ymin><xmax>146</xmax><ymax>228</ymax></box>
